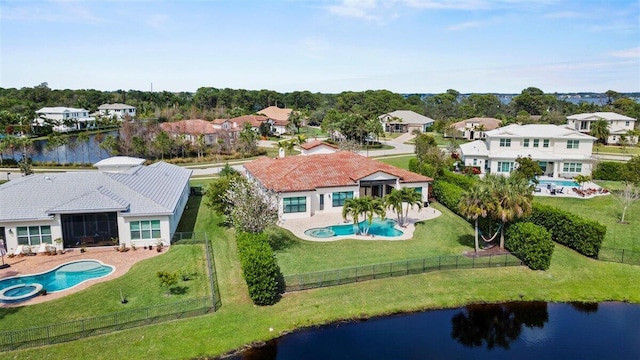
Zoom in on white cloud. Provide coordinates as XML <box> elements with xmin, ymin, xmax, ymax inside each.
<box><xmin>543</xmin><ymin>11</ymin><xmax>586</xmax><ymax>19</ymax></box>
<box><xmin>446</xmin><ymin>21</ymin><xmax>484</xmax><ymax>31</ymax></box>
<box><xmin>401</xmin><ymin>0</ymin><xmax>489</xmax><ymax>11</ymax></box>
<box><xmin>609</xmin><ymin>47</ymin><xmax>640</xmax><ymax>59</ymax></box>
<box><xmin>1</xmin><ymin>0</ymin><xmax>103</xmax><ymax>24</ymax></box>
<box><xmin>327</xmin><ymin>0</ymin><xmax>380</xmax><ymax>20</ymax></box>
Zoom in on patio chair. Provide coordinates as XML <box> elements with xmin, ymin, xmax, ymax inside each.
<box><xmin>13</xmin><ymin>245</ymin><xmax>24</xmax><ymax>256</ymax></box>
<box><xmin>556</xmin><ymin>187</ymin><xmax>564</xmax><ymax>194</ymax></box>
<box><xmin>37</xmin><ymin>243</ymin><xmax>48</xmax><ymax>255</ymax></box>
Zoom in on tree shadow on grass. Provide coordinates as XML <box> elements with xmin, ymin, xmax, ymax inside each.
<box><xmin>169</xmin><ymin>286</ymin><xmax>188</xmax><ymax>295</ymax></box>
<box><xmin>265</xmin><ymin>227</ymin><xmax>299</xmax><ymax>251</ymax></box>
<box><xmin>175</xmin><ymin>195</ymin><xmax>202</xmax><ymax>233</ymax></box>
<box><xmin>457</xmin><ymin>234</ymin><xmax>475</xmax><ymax>248</ymax></box>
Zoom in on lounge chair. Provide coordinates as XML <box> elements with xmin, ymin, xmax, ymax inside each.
<box><xmin>37</xmin><ymin>243</ymin><xmax>48</xmax><ymax>255</ymax></box>
<box><xmin>13</xmin><ymin>245</ymin><xmax>24</xmax><ymax>256</ymax></box>
<box><xmin>556</xmin><ymin>187</ymin><xmax>564</xmax><ymax>194</ymax></box>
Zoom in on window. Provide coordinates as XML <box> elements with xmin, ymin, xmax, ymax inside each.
<box><xmin>563</xmin><ymin>163</ymin><xmax>582</xmax><ymax>173</ymax></box>
<box><xmin>533</xmin><ymin>139</ymin><xmax>539</xmax><ymax>147</ymax></box>
<box><xmin>543</xmin><ymin>139</ymin><xmax>549</xmax><ymax>148</ymax></box>
<box><xmin>412</xmin><ymin>187</ymin><xmax>423</xmax><ymax>194</ymax></box>
<box><xmin>332</xmin><ymin>191</ymin><xmax>354</xmax><ymax>207</ymax></box>
<box><xmin>130</xmin><ymin>220</ymin><xmax>161</xmax><ymax>240</ymax></box>
<box><xmin>580</xmin><ymin>121</ymin><xmax>588</xmax><ymax>130</ymax></box>
<box><xmin>17</xmin><ymin>226</ymin><xmax>52</xmax><ymax>246</ymax></box>
<box><xmin>472</xmin><ymin>158</ymin><xmax>477</xmax><ymax>166</ymax></box>
<box><xmin>497</xmin><ymin>162</ymin><xmax>514</xmax><ymax>173</ymax></box>
<box><xmin>283</xmin><ymin>196</ymin><xmax>306</xmax><ymax>213</ymax></box>
<box><xmin>625</xmin><ymin>121</ymin><xmax>630</xmax><ymax>126</ymax></box>
<box><xmin>567</xmin><ymin>140</ymin><xmax>579</xmax><ymax>149</ymax></box>
<box><xmin>523</xmin><ymin>139</ymin><xmax>529</xmax><ymax>147</ymax></box>
<box><xmin>499</xmin><ymin>139</ymin><xmax>511</xmax><ymax>147</ymax></box>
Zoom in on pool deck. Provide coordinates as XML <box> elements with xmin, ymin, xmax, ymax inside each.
<box><xmin>534</xmin><ymin>181</ymin><xmax>611</xmax><ymax>199</ymax></box>
<box><xmin>0</xmin><ymin>247</ymin><xmax>164</xmax><ymax>307</ymax></box>
<box><xmin>279</xmin><ymin>205</ymin><xmax>442</xmax><ymax>242</ymax></box>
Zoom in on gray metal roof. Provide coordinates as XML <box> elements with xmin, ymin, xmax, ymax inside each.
<box><xmin>0</xmin><ymin>162</ymin><xmax>192</xmax><ymax>222</ymax></box>
<box><xmin>379</xmin><ymin>110</ymin><xmax>435</xmax><ymax>125</ymax></box>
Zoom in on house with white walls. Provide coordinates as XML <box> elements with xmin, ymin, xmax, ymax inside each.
<box><xmin>243</xmin><ymin>151</ymin><xmax>432</xmax><ymax>220</ymax></box>
<box><xmin>566</xmin><ymin>112</ymin><xmax>637</xmax><ymax>145</ymax></box>
<box><xmin>458</xmin><ymin>124</ymin><xmax>596</xmax><ymax>178</ymax></box>
<box><xmin>0</xmin><ymin>157</ymin><xmax>191</xmax><ymax>253</ymax></box>
<box><xmin>34</xmin><ymin>107</ymin><xmax>96</xmax><ymax>132</ymax></box>
<box><xmin>378</xmin><ymin>110</ymin><xmax>435</xmax><ymax>133</ymax></box>
<box><xmin>98</xmin><ymin>103</ymin><xmax>137</xmax><ymax>120</ymax></box>
<box><xmin>298</xmin><ymin>140</ymin><xmax>339</xmax><ymax>156</ymax></box>
<box><xmin>452</xmin><ymin>117</ymin><xmax>502</xmax><ymax>140</ymax></box>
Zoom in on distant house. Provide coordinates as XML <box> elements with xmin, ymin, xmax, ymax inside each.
<box><xmin>34</xmin><ymin>107</ymin><xmax>96</xmax><ymax>132</ymax></box>
<box><xmin>244</xmin><ymin>151</ymin><xmax>432</xmax><ymax>220</ymax></box>
<box><xmin>299</xmin><ymin>140</ymin><xmax>339</xmax><ymax>156</ymax></box>
<box><xmin>0</xmin><ymin>157</ymin><xmax>192</xmax><ymax>252</ymax></box>
<box><xmin>257</xmin><ymin>106</ymin><xmax>292</xmax><ymax>122</ymax></box>
<box><xmin>566</xmin><ymin>112</ymin><xmax>638</xmax><ymax>145</ymax></box>
<box><xmin>452</xmin><ymin>117</ymin><xmax>502</xmax><ymax>140</ymax></box>
<box><xmin>229</xmin><ymin>114</ymin><xmax>289</xmax><ymax>136</ymax></box>
<box><xmin>378</xmin><ymin>110</ymin><xmax>435</xmax><ymax>133</ymax></box>
<box><xmin>458</xmin><ymin>124</ymin><xmax>596</xmax><ymax>178</ymax></box>
<box><xmin>159</xmin><ymin>119</ymin><xmax>236</xmax><ymax>146</ymax></box>
<box><xmin>98</xmin><ymin>103</ymin><xmax>137</xmax><ymax>120</ymax></box>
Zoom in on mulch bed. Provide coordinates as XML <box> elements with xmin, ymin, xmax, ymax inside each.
<box><xmin>463</xmin><ymin>245</ymin><xmax>511</xmax><ymax>258</ymax></box>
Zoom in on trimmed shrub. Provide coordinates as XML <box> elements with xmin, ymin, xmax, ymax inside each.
<box><xmin>523</xmin><ymin>204</ymin><xmax>606</xmax><ymax>257</ymax></box>
<box><xmin>505</xmin><ymin>222</ymin><xmax>554</xmax><ymax>270</ymax></box>
<box><xmin>439</xmin><ymin>170</ymin><xmax>478</xmax><ymax>189</ymax></box>
<box><xmin>409</xmin><ymin>158</ymin><xmax>436</xmax><ymax>178</ymax></box>
<box><xmin>592</xmin><ymin>161</ymin><xmax>625</xmax><ymax>181</ymax></box>
<box><xmin>236</xmin><ymin>231</ymin><xmax>282</xmax><ymax>305</ymax></box>
<box><xmin>432</xmin><ymin>180</ymin><xmax>465</xmax><ymax>216</ymax></box>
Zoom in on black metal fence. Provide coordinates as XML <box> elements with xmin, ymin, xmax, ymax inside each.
<box><xmin>0</xmin><ymin>232</ymin><xmax>221</xmax><ymax>352</ymax></box>
<box><xmin>598</xmin><ymin>247</ymin><xmax>640</xmax><ymax>266</ymax></box>
<box><xmin>284</xmin><ymin>253</ymin><xmax>524</xmax><ymax>292</ymax></box>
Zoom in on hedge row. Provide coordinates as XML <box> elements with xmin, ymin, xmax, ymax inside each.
<box><xmin>236</xmin><ymin>231</ymin><xmax>282</xmax><ymax>305</ymax></box>
<box><xmin>523</xmin><ymin>204</ymin><xmax>606</xmax><ymax>257</ymax></box>
<box><xmin>505</xmin><ymin>222</ymin><xmax>554</xmax><ymax>270</ymax></box>
<box><xmin>439</xmin><ymin>170</ymin><xmax>478</xmax><ymax>189</ymax></box>
<box><xmin>432</xmin><ymin>180</ymin><xmax>465</xmax><ymax>216</ymax></box>
<box><xmin>592</xmin><ymin>161</ymin><xmax>626</xmax><ymax>181</ymax></box>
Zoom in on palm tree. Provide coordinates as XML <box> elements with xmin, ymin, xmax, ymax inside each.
<box><xmin>484</xmin><ymin>174</ymin><xmax>533</xmax><ymax>249</ymax></box>
<box><xmin>590</xmin><ymin>119</ymin><xmax>610</xmax><ymax>145</ymax></box>
<box><xmin>342</xmin><ymin>198</ymin><xmax>363</xmax><ymax>234</ymax></box>
<box><xmin>359</xmin><ymin>197</ymin><xmax>386</xmax><ymax>236</ymax></box>
<box><xmin>385</xmin><ymin>188</ymin><xmax>423</xmax><ymax>227</ymax></box>
<box><xmin>77</xmin><ymin>131</ymin><xmax>90</xmax><ymax>164</ymax></box>
<box><xmin>458</xmin><ymin>184</ymin><xmax>493</xmax><ymax>253</ymax></box>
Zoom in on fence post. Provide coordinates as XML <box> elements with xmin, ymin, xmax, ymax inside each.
<box><xmin>423</xmin><ymin>258</ymin><xmax>426</xmax><ymax>272</ymax></box>
<box><xmin>488</xmin><ymin>254</ymin><xmax>492</xmax><ymax>267</ymax></box>
<box><xmin>455</xmin><ymin>256</ymin><xmax>459</xmax><ymax>269</ymax></box>
<box><xmin>338</xmin><ymin>269</ymin><xmax>341</xmax><ymax>285</ymax></box>
<box><xmin>355</xmin><ymin>267</ymin><xmax>358</xmax><ymax>282</ymax></box>
<box><xmin>504</xmin><ymin>253</ymin><xmax>508</xmax><ymax>266</ymax></box>
<box><xmin>405</xmin><ymin>260</ymin><xmax>408</xmax><ymax>276</ymax></box>
<box><xmin>438</xmin><ymin>256</ymin><xmax>441</xmax><ymax>270</ymax></box>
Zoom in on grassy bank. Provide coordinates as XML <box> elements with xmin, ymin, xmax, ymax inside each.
<box><xmin>4</xmin><ymin>198</ymin><xmax>640</xmax><ymax>359</ymax></box>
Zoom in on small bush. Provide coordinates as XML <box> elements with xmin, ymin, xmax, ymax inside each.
<box><xmin>409</xmin><ymin>158</ymin><xmax>436</xmax><ymax>178</ymax></box>
<box><xmin>432</xmin><ymin>180</ymin><xmax>465</xmax><ymax>216</ymax></box>
<box><xmin>523</xmin><ymin>204</ymin><xmax>606</xmax><ymax>257</ymax></box>
<box><xmin>236</xmin><ymin>231</ymin><xmax>282</xmax><ymax>306</ymax></box>
<box><xmin>505</xmin><ymin>222</ymin><xmax>554</xmax><ymax>270</ymax></box>
<box><xmin>592</xmin><ymin>161</ymin><xmax>625</xmax><ymax>181</ymax></box>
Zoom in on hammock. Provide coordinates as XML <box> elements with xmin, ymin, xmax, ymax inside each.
<box><xmin>477</xmin><ymin>223</ymin><xmax>502</xmax><ymax>243</ymax></box>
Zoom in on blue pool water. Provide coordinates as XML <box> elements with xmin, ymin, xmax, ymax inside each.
<box><xmin>305</xmin><ymin>218</ymin><xmax>403</xmax><ymax>238</ymax></box>
<box><xmin>0</xmin><ymin>260</ymin><xmax>114</xmax><ymax>294</ymax></box>
<box><xmin>537</xmin><ymin>179</ymin><xmax>580</xmax><ymax>187</ymax></box>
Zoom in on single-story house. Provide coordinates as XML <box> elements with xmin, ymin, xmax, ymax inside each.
<box><xmin>0</xmin><ymin>157</ymin><xmax>192</xmax><ymax>253</ymax></box>
<box><xmin>452</xmin><ymin>117</ymin><xmax>502</xmax><ymax>140</ymax></box>
<box><xmin>378</xmin><ymin>110</ymin><xmax>435</xmax><ymax>133</ymax></box>
<box><xmin>243</xmin><ymin>151</ymin><xmax>432</xmax><ymax>220</ymax></box>
<box><xmin>257</xmin><ymin>106</ymin><xmax>292</xmax><ymax>122</ymax></box>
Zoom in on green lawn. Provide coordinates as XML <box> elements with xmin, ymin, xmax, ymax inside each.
<box><xmin>5</xmin><ymin>195</ymin><xmax>640</xmax><ymax>359</ymax></box>
<box><xmin>534</xmin><ymin>194</ymin><xmax>640</xmax><ymax>251</ymax></box>
<box><xmin>376</xmin><ymin>155</ymin><xmax>414</xmax><ymax>169</ymax></box>
<box><xmin>593</xmin><ymin>144</ymin><xmax>640</xmax><ymax>155</ymax></box>
<box><xmin>273</xmin><ymin>203</ymin><xmax>473</xmax><ymax>274</ymax></box>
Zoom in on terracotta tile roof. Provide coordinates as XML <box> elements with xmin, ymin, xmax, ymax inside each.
<box><xmin>299</xmin><ymin>140</ymin><xmax>339</xmax><ymax>150</ymax></box>
<box><xmin>258</xmin><ymin>106</ymin><xmax>292</xmax><ymax>122</ymax></box>
<box><xmin>231</xmin><ymin>115</ymin><xmax>269</xmax><ymax>127</ymax></box>
<box><xmin>212</xmin><ymin>118</ymin><xmax>230</xmax><ymax>124</ymax></box>
<box><xmin>244</xmin><ymin>151</ymin><xmax>432</xmax><ymax>192</ymax></box>
<box><xmin>159</xmin><ymin>119</ymin><xmax>218</xmax><ymax>135</ymax></box>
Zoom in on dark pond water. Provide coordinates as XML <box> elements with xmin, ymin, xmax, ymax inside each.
<box><xmin>228</xmin><ymin>302</ymin><xmax>640</xmax><ymax>360</ymax></box>
<box><xmin>6</xmin><ymin>131</ymin><xmax>117</xmax><ymax>164</ymax></box>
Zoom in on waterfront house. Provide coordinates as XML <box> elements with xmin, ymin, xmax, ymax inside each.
<box><xmin>34</xmin><ymin>107</ymin><xmax>96</xmax><ymax>132</ymax></box>
<box><xmin>566</xmin><ymin>112</ymin><xmax>637</xmax><ymax>145</ymax></box>
<box><xmin>97</xmin><ymin>103</ymin><xmax>137</xmax><ymax>120</ymax></box>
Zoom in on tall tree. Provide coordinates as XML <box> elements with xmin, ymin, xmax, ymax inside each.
<box><xmin>614</xmin><ymin>183</ymin><xmax>640</xmax><ymax>224</ymax></box>
<box><xmin>385</xmin><ymin>188</ymin><xmax>423</xmax><ymax>227</ymax></box>
<box><xmin>484</xmin><ymin>174</ymin><xmax>533</xmax><ymax>249</ymax></box>
<box><xmin>458</xmin><ymin>184</ymin><xmax>493</xmax><ymax>253</ymax></box>
<box><xmin>590</xmin><ymin>119</ymin><xmax>610</xmax><ymax>144</ymax></box>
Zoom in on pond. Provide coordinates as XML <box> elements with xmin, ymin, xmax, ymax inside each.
<box><xmin>227</xmin><ymin>302</ymin><xmax>640</xmax><ymax>359</ymax></box>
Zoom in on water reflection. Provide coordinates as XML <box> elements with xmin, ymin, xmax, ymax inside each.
<box><xmin>450</xmin><ymin>302</ymin><xmax>548</xmax><ymax>349</ymax></box>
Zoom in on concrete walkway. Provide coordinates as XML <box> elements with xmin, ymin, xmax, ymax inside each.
<box><xmin>279</xmin><ymin>205</ymin><xmax>441</xmax><ymax>242</ymax></box>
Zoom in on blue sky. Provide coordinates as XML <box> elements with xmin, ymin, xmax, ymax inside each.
<box><xmin>1</xmin><ymin>0</ymin><xmax>639</xmax><ymax>93</ymax></box>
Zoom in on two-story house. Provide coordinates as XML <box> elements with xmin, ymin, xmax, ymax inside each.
<box><xmin>566</xmin><ymin>112</ymin><xmax>637</xmax><ymax>145</ymax></box>
<box><xmin>459</xmin><ymin>124</ymin><xmax>596</xmax><ymax>178</ymax></box>
<box><xmin>158</xmin><ymin>119</ymin><xmax>237</xmax><ymax>146</ymax></box>
<box><xmin>451</xmin><ymin>117</ymin><xmax>502</xmax><ymax>140</ymax></box>
<box><xmin>98</xmin><ymin>103</ymin><xmax>137</xmax><ymax>120</ymax></box>
<box><xmin>34</xmin><ymin>107</ymin><xmax>96</xmax><ymax>132</ymax></box>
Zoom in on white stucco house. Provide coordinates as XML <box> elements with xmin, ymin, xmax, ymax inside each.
<box><xmin>378</xmin><ymin>110</ymin><xmax>435</xmax><ymax>133</ymax></box>
<box><xmin>0</xmin><ymin>157</ymin><xmax>192</xmax><ymax>253</ymax></box>
<box><xmin>298</xmin><ymin>140</ymin><xmax>339</xmax><ymax>156</ymax></box>
<box><xmin>34</xmin><ymin>107</ymin><xmax>96</xmax><ymax>132</ymax></box>
<box><xmin>243</xmin><ymin>151</ymin><xmax>432</xmax><ymax>220</ymax></box>
<box><xmin>98</xmin><ymin>103</ymin><xmax>137</xmax><ymax>120</ymax></box>
<box><xmin>458</xmin><ymin>124</ymin><xmax>596</xmax><ymax>178</ymax></box>
<box><xmin>566</xmin><ymin>112</ymin><xmax>637</xmax><ymax>145</ymax></box>
<box><xmin>452</xmin><ymin>117</ymin><xmax>502</xmax><ymax>140</ymax></box>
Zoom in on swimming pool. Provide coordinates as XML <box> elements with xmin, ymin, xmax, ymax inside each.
<box><xmin>537</xmin><ymin>179</ymin><xmax>580</xmax><ymax>188</ymax></box>
<box><xmin>0</xmin><ymin>260</ymin><xmax>114</xmax><ymax>303</ymax></box>
<box><xmin>305</xmin><ymin>218</ymin><xmax>403</xmax><ymax>238</ymax></box>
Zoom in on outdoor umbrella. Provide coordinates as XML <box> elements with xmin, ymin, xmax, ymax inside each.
<box><xmin>0</xmin><ymin>239</ymin><xmax>9</xmax><ymax>269</ymax></box>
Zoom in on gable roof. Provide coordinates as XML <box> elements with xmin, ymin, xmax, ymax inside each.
<box><xmin>36</xmin><ymin>107</ymin><xmax>88</xmax><ymax>114</ymax></box>
<box><xmin>485</xmin><ymin>124</ymin><xmax>597</xmax><ymax>140</ymax></box>
<box><xmin>257</xmin><ymin>106</ymin><xmax>292</xmax><ymax>122</ymax></box>
<box><xmin>0</xmin><ymin>161</ymin><xmax>192</xmax><ymax>221</ymax></box>
<box><xmin>459</xmin><ymin>140</ymin><xmax>489</xmax><ymax>157</ymax></box>
<box><xmin>299</xmin><ymin>140</ymin><xmax>339</xmax><ymax>150</ymax></box>
<box><xmin>567</xmin><ymin>112</ymin><xmax>636</xmax><ymax>121</ymax></box>
<box><xmin>452</xmin><ymin>117</ymin><xmax>502</xmax><ymax>131</ymax></box>
<box><xmin>230</xmin><ymin>115</ymin><xmax>269</xmax><ymax>128</ymax></box>
<box><xmin>244</xmin><ymin>152</ymin><xmax>432</xmax><ymax>192</ymax></box>
<box><xmin>159</xmin><ymin>119</ymin><xmax>219</xmax><ymax>135</ymax></box>
<box><xmin>98</xmin><ymin>103</ymin><xmax>136</xmax><ymax>110</ymax></box>
<box><xmin>378</xmin><ymin>110</ymin><xmax>435</xmax><ymax>125</ymax></box>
